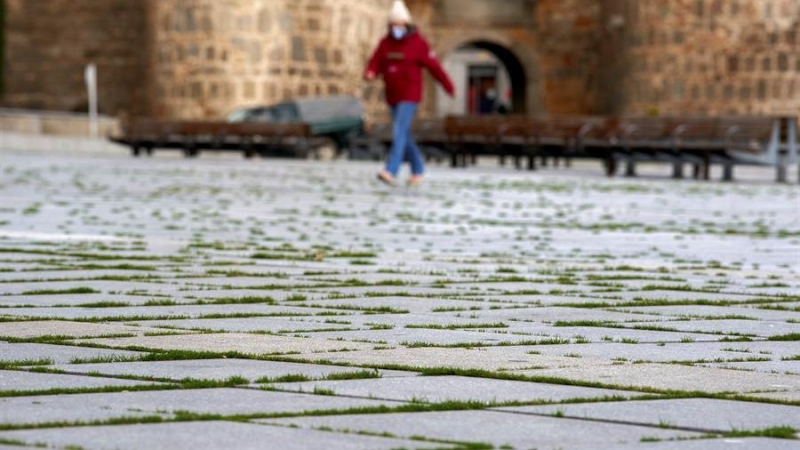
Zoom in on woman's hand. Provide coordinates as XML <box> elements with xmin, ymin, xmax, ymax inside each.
<box><xmin>364</xmin><ymin>71</ymin><xmax>377</xmax><ymax>81</ymax></box>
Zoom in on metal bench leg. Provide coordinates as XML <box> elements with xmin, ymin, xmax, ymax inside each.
<box><xmin>604</xmin><ymin>157</ymin><xmax>617</xmax><ymax>177</ymax></box>
<box><xmin>541</xmin><ymin>157</ymin><xmax>548</xmax><ymax>168</ymax></box>
<box><xmin>499</xmin><ymin>155</ymin><xmax>506</xmax><ymax>166</ymax></box>
<box><xmin>776</xmin><ymin>161</ymin><xmax>787</xmax><ymax>183</ymax></box>
<box><xmin>565</xmin><ymin>158</ymin><xmax>572</xmax><ymax>168</ymax></box>
<box><xmin>671</xmin><ymin>162</ymin><xmax>684</xmax><ymax>179</ymax></box>
<box><xmin>692</xmin><ymin>164</ymin><xmax>701</xmax><ymax>179</ymax></box>
<box><xmin>450</xmin><ymin>151</ymin><xmax>459</xmax><ymax>168</ymax></box>
<box><xmin>722</xmin><ymin>163</ymin><xmax>734</xmax><ymax>182</ymax></box>
<box><xmin>527</xmin><ymin>155</ymin><xmax>537</xmax><ymax>171</ymax></box>
<box><xmin>625</xmin><ymin>160</ymin><xmax>637</xmax><ymax>177</ymax></box>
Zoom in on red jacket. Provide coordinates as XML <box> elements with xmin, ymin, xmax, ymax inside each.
<box><xmin>365</xmin><ymin>29</ymin><xmax>455</xmax><ymax>106</ymax></box>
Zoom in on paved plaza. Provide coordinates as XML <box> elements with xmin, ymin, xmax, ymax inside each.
<box><xmin>0</xmin><ymin>146</ymin><xmax>798</xmax><ymax>449</ymax></box>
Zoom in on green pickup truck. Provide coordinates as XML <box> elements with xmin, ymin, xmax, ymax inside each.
<box><xmin>227</xmin><ymin>96</ymin><xmax>366</xmax><ymax>159</ymax></box>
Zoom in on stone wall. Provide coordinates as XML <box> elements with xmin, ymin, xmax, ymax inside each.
<box><xmin>534</xmin><ymin>0</ymin><xmax>604</xmax><ymax>114</ymax></box>
<box><xmin>619</xmin><ymin>0</ymin><xmax>800</xmax><ymax>116</ymax></box>
<box><xmin>411</xmin><ymin>0</ymin><xmax>603</xmax><ymax>117</ymax></box>
<box><xmin>148</xmin><ymin>0</ymin><xmax>392</xmax><ymax>120</ymax></box>
<box><xmin>2</xmin><ymin>0</ymin><xmax>148</xmax><ymax>115</ymax></box>
<box><xmin>8</xmin><ymin>0</ymin><xmax>795</xmax><ymax>121</ymax></box>
<box><xmin>148</xmin><ymin>0</ymin><xmax>606</xmax><ymax>120</ymax></box>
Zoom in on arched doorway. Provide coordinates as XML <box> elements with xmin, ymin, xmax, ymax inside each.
<box><xmin>437</xmin><ymin>40</ymin><xmax>529</xmax><ymax>116</ymax></box>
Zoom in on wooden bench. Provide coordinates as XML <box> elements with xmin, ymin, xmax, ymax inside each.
<box><xmin>445</xmin><ymin>115</ymin><xmax>519</xmax><ymax>167</ymax></box>
<box><xmin>608</xmin><ymin>116</ymin><xmax>783</xmax><ymax>180</ymax></box>
<box><xmin>113</xmin><ymin>119</ymin><xmax>313</xmax><ymax>158</ymax></box>
<box><xmin>335</xmin><ymin>113</ymin><xmax>798</xmax><ymax>183</ymax></box>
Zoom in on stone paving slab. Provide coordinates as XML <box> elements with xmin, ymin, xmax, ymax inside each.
<box><xmin>0</xmin><ymin>304</ymin><xmax>332</xmax><ymax>320</ymax></box>
<box><xmin>601</xmin><ymin>290</ymin><xmax>778</xmax><ymax>303</ymax></box>
<box><xmin>514</xmin><ymin>363</ymin><xmax>800</xmax><ymax>393</ymax></box>
<box><xmin>632</xmin><ymin>319</ymin><xmax>800</xmax><ymax>338</ymax></box>
<box><xmin>501</xmin><ymin>398</ymin><xmax>800</xmax><ymax>432</ymax></box>
<box><xmin>501</xmin><ymin>342</ymin><xmax>784</xmax><ymax>363</ymax></box>
<box><xmin>612</xmin><ymin>305</ymin><xmax>800</xmax><ymax>322</ymax></box>
<box><xmin>76</xmin><ymin>333</ymin><xmax>375</xmax><ymax>355</ymax></box>
<box><xmin>464</xmin><ymin>306</ymin><xmax>665</xmax><ymax>323</ymax></box>
<box><xmin>0</xmin><ymin>421</ymin><xmax>438</xmax><ymax>450</ymax></box>
<box><xmin>0</xmin><ymin>269</ymin><xmax>169</xmax><ymax>282</ymax></box>
<box><xmin>602</xmin><ymin>438</ymin><xmax>800</xmax><ymax>450</ymax></box>
<box><xmin>309</xmin><ymin>272</ymin><xmax>454</xmax><ymax>284</ymax></box>
<box><xmin>270</xmin><ymin>375</ymin><xmax>645</xmax><ymax>403</ymax></box>
<box><xmin>0</xmin><ymin>369</ymin><xmax>156</xmax><ymax>393</ymax></box>
<box><xmin>0</xmin><ymin>293</ymin><xmax>163</xmax><ymax>307</ymax></box>
<box><xmin>295</xmin><ymin>346</ymin><xmax>617</xmax><ymax>371</ymax></box>
<box><xmin>0</xmin><ymin>341</ymin><xmax>141</xmax><ymax>364</ymax></box>
<box><xmin>744</xmin><ymin>391</ymin><xmax>800</xmax><ymax>402</ymax></box>
<box><xmin>54</xmin><ymin>359</ymin><xmax>415</xmax><ymax>381</ymax></box>
<box><xmin>0</xmin><ymin>388</ymin><xmax>391</xmax><ymax>425</ymax></box>
<box><xmin>136</xmin><ymin>317</ymin><xmax>354</xmax><ymax>333</ymax></box>
<box><xmin>300</xmin><ymin>296</ymin><xmax>487</xmax><ymax>314</ymax></box>
<box><xmin>0</xmin><ymin>320</ymin><xmax>152</xmax><ymax>339</ymax></box>
<box><xmin>341</xmin><ymin>312</ymin><xmax>503</xmax><ymax>328</ymax></box>
<box><xmin>0</xmin><ymin>280</ymin><xmax>185</xmax><ymax>296</ymax></box>
<box><xmin>483</xmin><ymin>294</ymin><xmax>612</xmax><ymax>305</ymax></box>
<box><xmin>1</xmin><ymin>151</ymin><xmax>798</xmax><ymax>446</ymax></box>
<box><xmin>305</xmin><ymin>327</ymin><xmax>565</xmax><ymax>346</ymax></box>
<box><xmin>264</xmin><ymin>410</ymin><xmax>701</xmax><ymax>449</ymax></box>
<box><xmin>302</xmin><ymin>286</ymin><xmax>454</xmax><ymax>297</ymax></box>
<box><xmin>701</xmin><ymin>360</ymin><xmax>800</xmax><ymax>375</ymax></box>
<box><xmin>503</xmin><ymin>324</ymin><xmax>719</xmax><ymax>343</ymax></box>
<box><xmin>180</xmin><ymin>277</ymin><xmax>324</xmax><ymax>288</ymax></box>
<box><xmin>443</xmin><ymin>281</ymin><xmax>599</xmax><ymax>293</ymax></box>
<box><xmin>176</xmin><ymin>289</ymin><xmax>330</xmax><ymax>302</ymax></box>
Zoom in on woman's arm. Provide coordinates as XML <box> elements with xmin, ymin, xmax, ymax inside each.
<box><xmin>418</xmin><ymin>39</ymin><xmax>455</xmax><ymax>96</ymax></box>
<box><xmin>365</xmin><ymin>40</ymin><xmax>387</xmax><ymax>80</ymax></box>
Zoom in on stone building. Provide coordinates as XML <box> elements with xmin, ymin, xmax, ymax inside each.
<box><xmin>615</xmin><ymin>0</ymin><xmax>800</xmax><ymax>116</ymax></box>
<box><xmin>1</xmin><ymin>0</ymin><xmax>798</xmax><ymax>120</ymax></box>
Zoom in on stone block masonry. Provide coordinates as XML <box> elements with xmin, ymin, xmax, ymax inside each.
<box><xmin>620</xmin><ymin>0</ymin><xmax>800</xmax><ymax>116</ymax></box>
<box><xmin>148</xmin><ymin>0</ymin><xmax>392</xmax><ymax>120</ymax></box>
<box><xmin>1</xmin><ymin>0</ymin><xmax>798</xmax><ymax>120</ymax></box>
<box><xmin>2</xmin><ymin>0</ymin><xmax>148</xmax><ymax>116</ymax></box>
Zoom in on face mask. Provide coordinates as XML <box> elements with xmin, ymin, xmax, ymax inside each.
<box><xmin>391</xmin><ymin>26</ymin><xmax>407</xmax><ymax>40</ymax></box>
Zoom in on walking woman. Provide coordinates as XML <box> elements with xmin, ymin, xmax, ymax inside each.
<box><xmin>364</xmin><ymin>0</ymin><xmax>455</xmax><ymax>186</ymax></box>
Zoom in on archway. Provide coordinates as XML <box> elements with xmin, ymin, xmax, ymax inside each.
<box><xmin>437</xmin><ymin>40</ymin><xmax>530</xmax><ymax>116</ymax></box>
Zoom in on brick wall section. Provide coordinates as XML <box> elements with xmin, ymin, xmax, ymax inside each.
<box><xmin>2</xmin><ymin>0</ymin><xmax>148</xmax><ymax>115</ymax></box>
<box><xmin>620</xmin><ymin>0</ymin><xmax>800</xmax><ymax>116</ymax></box>
<box><xmin>148</xmin><ymin>0</ymin><xmax>391</xmax><ymax>120</ymax></box>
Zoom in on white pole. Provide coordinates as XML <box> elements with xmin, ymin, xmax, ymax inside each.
<box><xmin>85</xmin><ymin>63</ymin><xmax>98</xmax><ymax>138</ymax></box>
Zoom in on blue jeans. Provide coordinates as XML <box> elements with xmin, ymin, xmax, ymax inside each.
<box><xmin>385</xmin><ymin>102</ymin><xmax>424</xmax><ymax>177</ymax></box>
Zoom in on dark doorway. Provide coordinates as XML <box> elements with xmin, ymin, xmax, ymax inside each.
<box><xmin>467</xmin><ymin>65</ymin><xmax>498</xmax><ymax>114</ymax></box>
<box><xmin>440</xmin><ymin>40</ymin><xmax>528</xmax><ymax>116</ymax></box>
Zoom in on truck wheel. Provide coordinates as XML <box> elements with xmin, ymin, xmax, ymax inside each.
<box><xmin>314</xmin><ymin>138</ymin><xmax>338</xmax><ymax>161</ymax></box>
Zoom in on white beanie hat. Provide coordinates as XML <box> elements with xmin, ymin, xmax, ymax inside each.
<box><xmin>389</xmin><ymin>0</ymin><xmax>412</xmax><ymax>23</ymax></box>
